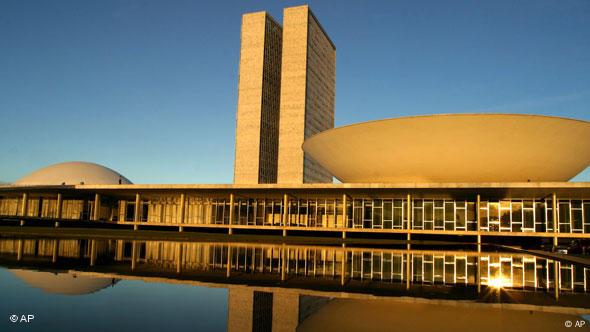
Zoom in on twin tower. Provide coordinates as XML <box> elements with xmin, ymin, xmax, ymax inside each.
<box><xmin>233</xmin><ymin>5</ymin><xmax>336</xmax><ymax>184</ymax></box>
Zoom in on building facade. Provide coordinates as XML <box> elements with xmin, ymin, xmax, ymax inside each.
<box><xmin>1</xmin><ymin>183</ymin><xmax>590</xmax><ymax>245</ymax></box>
<box><xmin>234</xmin><ymin>12</ymin><xmax>283</xmax><ymax>184</ymax></box>
<box><xmin>234</xmin><ymin>5</ymin><xmax>336</xmax><ymax>184</ymax></box>
<box><xmin>277</xmin><ymin>5</ymin><xmax>336</xmax><ymax>184</ymax></box>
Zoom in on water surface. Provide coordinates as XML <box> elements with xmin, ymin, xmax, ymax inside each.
<box><xmin>0</xmin><ymin>234</ymin><xmax>589</xmax><ymax>331</ymax></box>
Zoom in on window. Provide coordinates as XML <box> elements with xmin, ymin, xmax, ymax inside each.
<box><xmin>434</xmin><ymin>200</ymin><xmax>444</xmax><ymax>229</ymax></box>
<box><xmin>535</xmin><ymin>201</ymin><xmax>546</xmax><ymax>232</ymax></box>
<box><xmin>126</xmin><ymin>202</ymin><xmax>135</xmax><ymax>221</ymax></box>
<box><xmin>466</xmin><ymin>202</ymin><xmax>476</xmax><ymax>231</ymax></box>
<box><xmin>393</xmin><ymin>199</ymin><xmax>403</xmax><ymax>229</ymax></box>
<box><xmin>479</xmin><ymin>201</ymin><xmax>489</xmax><ymax>230</ymax></box>
<box><xmin>572</xmin><ymin>200</ymin><xmax>583</xmax><ymax>233</ymax></box>
<box><xmin>363</xmin><ymin>200</ymin><xmax>372</xmax><ymax>229</ymax></box>
<box><xmin>413</xmin><ymin>200</ymin><xmax>423</xmax><ymax>229</ymax></box>
<box><xmin>500</xmin><ymin>201</ymin><xmax>511</xmax><ymax>231</ymax></box>
<box><xmin>444</xmin><ymin>201</ymin><xmax>455</xmax><ymax>230</ymax></box>
<box><xmin>455</xmin><ymin>201</ymin><xmax>466</xmax><ymax>230</ymax></box>
<box><xmin>373</xmin><ymin>199</ymin><xmax>383</xmax><ymax>229</ymax></box>
<box><xmin>511</xmin><ymin>201</ymin><xmax>522</xmax><ymax>232</ymax></box>
<box><xmin>424</xmin><ymin>200</ymin><xmax>434</xmax><ymax>230</ymax></box>
<box><xmin>383</xmin><ymin>200</ymin><xmax>393</xmax><ymax>229</ymax></box>
<box><xmin>559</xmin><ymin>201</ymin><xmax>571</xmax><ymax>233</ymax></box>
<box><xmin>353</xmin><ymin>199</ymin><xmax>363</xmax><ymax>228</ymax></box>
<box><xmin>489</xmin><ymin>202</ymin><xmax>500</xmax><ymax>231</ymax></box>
<box><xmin>546</xmin><ymin>199</ymin><xmax>554</xmax><ymax>232</ymax></box>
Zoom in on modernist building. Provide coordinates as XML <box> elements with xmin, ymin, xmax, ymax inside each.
<box><xmin>1</xmin><ymin>8</ymin><xmax>590</xmax><ymax>245</ymax></box>
<box><xmin>234</xmin><ymin>5</ymin><xmax>336</xmax><ymax>184</ymax></box>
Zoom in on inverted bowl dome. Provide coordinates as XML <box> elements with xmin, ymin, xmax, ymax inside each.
<box><xmin>302</xmin><ymin>114</ymin><xmax>590</xmax><ymax>183</ymax></box>
<box><xmin>15</xmin><ymin>161</ymin><xmax>132</xmax><ymax>185</ymax></box>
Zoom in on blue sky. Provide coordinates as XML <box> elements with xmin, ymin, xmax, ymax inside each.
<box><xmin>1</xmin><ymin>0</ymin><xmax>589</xmax><ymax>183</ymax></box>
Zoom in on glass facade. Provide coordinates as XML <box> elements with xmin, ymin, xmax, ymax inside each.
<box><xmin>1</xmin><ymin>194</ymin><xmax>590</xmax><ymax>234</ymax></box>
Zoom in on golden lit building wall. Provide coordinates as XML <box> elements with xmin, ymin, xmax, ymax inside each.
<box><xmin>1</xmin><ymin>194</ymin><xmax>590</xmax><ymax>234</ymax></box>
<box><xmin>277</xmin><ymin>5</ymin><xmax>336</xmax><ymax>183</ymax></box>
<box><xmin>0</xmin><ymin>198</ymin><xmax>20</xmax><ymax>216</ymax></box>
<box><xmin>234</xmin><ymin>12</ymin><xmax>282</xmax><ymax>184</ymax></box>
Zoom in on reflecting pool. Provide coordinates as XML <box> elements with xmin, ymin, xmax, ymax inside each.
<box><xmin>0</xmin><ymin>234</ymin><xmax>589</xmax><ymax>331</ymax></box>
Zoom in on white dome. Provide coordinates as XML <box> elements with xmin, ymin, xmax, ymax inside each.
<box><xmin>15</xmin><ymin>161</ymin><xmax>132</xmax><ymax>185</ymax></box>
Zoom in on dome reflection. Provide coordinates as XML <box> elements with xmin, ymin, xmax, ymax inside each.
<box><xmin>11</xmin><ymin>269</ymin><xmax>118</xmax><ymax>295</ymax></box>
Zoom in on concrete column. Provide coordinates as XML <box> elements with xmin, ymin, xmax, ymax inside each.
<box><xmin>342</xmin><ymin>194</ymin><xmax>347</xmax><ymax>239</ymax></box>
<box><xmin>55</xmin><ymin>193</ymin><xmax>62</xmax><ymax>228</ymax></box>
<box><xmin>56</xmin><ymin>193</ymin><xmax>63</xmax><ymax>219</ymax></box>
<box><xmin>340</xmin><ymin>245</ymin><xmax>347</xmax><ymax>286</ymax></box>
<box><xmin>406</xmin><ymin>194</ymin><xmax>412</xmax><ymax>249</ymax></box>
<box><xmin>20</xmin><ymin>193</ymin><xmax>28</xmax><ymax>216</ymax></box>
<box><xmin>553</xmin><ymin>259</ymin><xmax>559</xmax><ymax>300</ymax></box>
<box><xmin>90</xmin><ymin>240</ymin><xmax>96</xmax><ymax>266</ymax></box>
<box><xmin>477</xmin><ymin>243</ymin><xmax>481</xmax><ymax>294</ymax></box>
<box><xmin>226</xmin><ymin>244</ymin><xmax>232</xmax><ymax>278</ymax></box>
<box><xmin>552</xmin><ymin>193</ymin><xmax>558</xmax><ymax>246</ymax></box>
<box><xmin>228</xmin><ymin>193</ymin><xmax>234</xmax><ymax>235</ymax></box>
<box><xmin>20</xmin><ymin>193</ymin><xmax>28</xmax><ymax>226</ymax></box>
<box><xmin>93</xmin><ymin>194</ymin><xmax>101</xmax><ymax>221</ymax></box>
<box><xmin>117</xmin><ymin>200</ymin><xmax>124</xmax><ymax>222</ymax></box>
<box><xmin>134</xmin><ymin>193</ymin><xmax>141</xmax><ymax>222</ymax></box>
<box><xmin>282</xmin><ymin>194</ymin><xmax>289</xmax><ymax>237</ymax></box>
<box><xmin>131</xmin><ymin>241</ymin><xmax>137</xmax><ymax>270</ymax></box>
<box><xmin>17</xmin><ymin>239</ymin><xmax>23</xmax><ymax>261</ymax></box>
<box><xmin>115</xmin><ymin>240</ymin><xmax>124</xmax><ymax>261</ymax></box>
<box><xmin>133</xmin><ymin>193</ymin><xmax>140</xmax><ymax>231</ymax></box>
<box><xmin>476</xmin><ymin>194</ymin><xmax>481</xmax><ymax>245</ymax></box>
<box><xmin>176</xmin><ymin>242</ymin><xmax>183</xmax><ymax>274</ymax></box>
<box><xmin>281</xmin><ymin>245</ymin><xmax>286</xmax><ymax>281</ymax></box>
<box><xmin>405</xmin><ymin>251</ymin><xmax>411</xmax><ymax>290</ymax></box>
<box><xmin>178</xmin><ymin>193</ymin><xmax>185</xmax><ymax>232</ymax></box>
<box><xmin>52</xmin><ymin>240</ymin><xmax>59</xmax><ymax>263</ymax></box>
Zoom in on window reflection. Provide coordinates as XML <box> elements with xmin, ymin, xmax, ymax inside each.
<box><xmin>2</xmin><ymin>237</ymin><xmax>589</xmax><ymax>295</ymax></box>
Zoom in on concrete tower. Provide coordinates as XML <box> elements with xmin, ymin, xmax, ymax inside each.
<box><xmin>234</xmin><ymin>6</ymin><xmax>335</xmax><ymax>184</ymax></box>
<box><xmin>234</xmin><ymin>11</ymin><xmax>283</xmax><ymax>184</ymax></box>
<box><xmin>277</xmin><ymin>5</ymin><xmax>336</xmax><ymax>184</ymax></box>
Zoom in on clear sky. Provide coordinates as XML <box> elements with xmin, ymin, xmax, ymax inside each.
<box><xmin>1</xmin><ymin>0</ymin><xmax>589</xmax><ymax>183</ymax></box>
